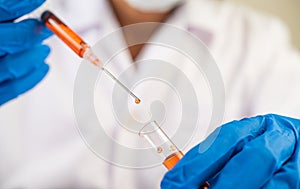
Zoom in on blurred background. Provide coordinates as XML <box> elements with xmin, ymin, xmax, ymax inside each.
<box><xmin>228</xmin><ymin>0</ymin><xmax>300</xmax><ymax>50</ymax></box>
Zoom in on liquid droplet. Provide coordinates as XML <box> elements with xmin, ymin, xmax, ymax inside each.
<box><xmin>157</xmin><ymin>147</ymin><xmax>163</xmax><ymax>153</ymax></box>
<box><xmin>135</xmin><ymin>98</ymin><xmax>141</xmax><ymax>104</ymax></box>
<box><xmin>170</xmin><ymin>145</ymin><xmax>176</xmax><ymax>151</ymax></box>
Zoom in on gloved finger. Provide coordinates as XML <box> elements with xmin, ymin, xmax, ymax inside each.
<box><xmin>0</xmin><ymin>19</ymin><xmax>52</xmax><ymax>56</ymax></box>
<box><xmin>208</xmin><ymin>129</ymin><xmax>296</xmax><ymax>189</ymax></box>
<box><xmin>262</xmin><ymin>143</ymin><xmax>300</xmax><ymax>189</ymax></box>
<box><xmin>0</xmin><ymin>45</ymin><xmax>50</xmax><ymax>83</ymax></box>
<box><xmin>161</xmin><ymin>116</ymin><xmax>267</xmax><ymax>189</ymax></box>
<box><xmin>0</xmin><ymin>63</ymin><xmax>49</xmax><ymax>105</ymax></box>
<box><xmin>0</xmin><ymin>0</ymin><xmax>45</xmax><ymax>22</ymax></box>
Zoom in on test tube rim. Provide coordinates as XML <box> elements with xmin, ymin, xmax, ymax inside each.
<box><xmin>138</xmin><ymin>120</ymin><xmax>162</xmax><ymax>137</ymax></box>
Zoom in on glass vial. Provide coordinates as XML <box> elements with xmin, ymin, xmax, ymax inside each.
<box><xmin>139</xmin><ymin>121</ymin><xmax>184</xmax><ymax>170</ymax></box>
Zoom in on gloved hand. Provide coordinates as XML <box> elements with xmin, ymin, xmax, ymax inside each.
<box><xmin>0</xmin><ymin>0</ymin><xmax>52</xmax><ymax>105</ymax></box>
<box><xmin>161</xmin><ymin>114</ymin><xmax>300</xmax><ymax>189</ymax></box>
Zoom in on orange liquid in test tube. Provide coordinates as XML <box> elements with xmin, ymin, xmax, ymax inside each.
<box><xmin>163</xmin><ymin>151</ymin><xmax>184</xmax><ymax>170</ymax></box>
<box><xmin>164</xmin><ymin>151</ymin><xmax>210</xmax><ymax>189</ymax></box>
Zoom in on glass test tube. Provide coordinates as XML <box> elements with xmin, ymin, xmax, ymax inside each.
<box><xmin>139</xmin><ymin>121</ymin><xmax>184</xmax><ymax>170</ymax></box>
<box><xmin>139</xmin><ymin>121</ymin><xmax>210</xmax><ymax>189</ymax></box>
<box><xmin>41</xmin><ymin>10</ymin><xmax>140</xmax><ymax>104</ymax></box>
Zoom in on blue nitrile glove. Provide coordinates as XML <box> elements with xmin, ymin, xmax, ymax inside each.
<box><xmin>0</xmin><ymin>0</ymin><xmax>52</xmax><ymax>105</ymax></box>
<box><xmin>161</xmin><ymin>114</ymin><xmax>300</xmax><ymax>189</ymax></box>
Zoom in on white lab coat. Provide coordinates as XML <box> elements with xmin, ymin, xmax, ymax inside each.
<box><xmin>0</xmin><ymin>0</ymin><xmax>300</xmax><ymax>188</ymax></box>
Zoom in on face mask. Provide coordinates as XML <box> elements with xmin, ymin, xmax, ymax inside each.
<box><xmin>124</xmin><ymin>0</ymin><xmax>184</xmax><ymax>13</ymax></box>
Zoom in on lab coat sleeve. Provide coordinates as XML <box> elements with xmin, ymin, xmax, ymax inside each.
<box><xmin>249</xmin><ymin>17</ymin><xmax>300</xmax><ymax>118</ymax></box>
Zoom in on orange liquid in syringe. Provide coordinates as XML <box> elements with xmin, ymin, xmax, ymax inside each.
<box><xmin>41</xmin><ymin>11</ymin><xmax>141</xmax><ymax>104</ymax></box>
<box><xmin>41</xmin><ymin>10</ymin><xmax>89</xmax><ymax>58</ymax></box>
<box><xmin>163</xmin><ymin>151</ymin><xmax>184</xmax><ymax>170</ymax></box>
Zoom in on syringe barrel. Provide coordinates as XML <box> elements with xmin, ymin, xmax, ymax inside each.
<box><xmin>40</xmin><ymin>11</ymin><xmax>139</xmax><ymax>102</ymax></box>
<box><xmin>41</xmin><ymin>10</ymin><xmax>88</xmax><ymax>58</ymax></box>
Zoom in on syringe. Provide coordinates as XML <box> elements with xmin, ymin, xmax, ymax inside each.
<box><xmin>41</xmin><ymin>10</ymin><xmax>141</xmax><ymax>104</ymax></box>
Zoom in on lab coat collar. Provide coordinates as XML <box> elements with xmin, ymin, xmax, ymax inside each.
<box><xmin>95</xmin><ymin>0</ymin><xmax>217</xmax><ymax>58</ymax></box>
<box><xmin>57</xmin><ymin>0</ymin><xmax>220</xmax><ymax>48</ymax></box>
<box><xmin>56</xmin><ymin>0</ymin><xmax>221</xmax><ymax>71</ymax></box>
